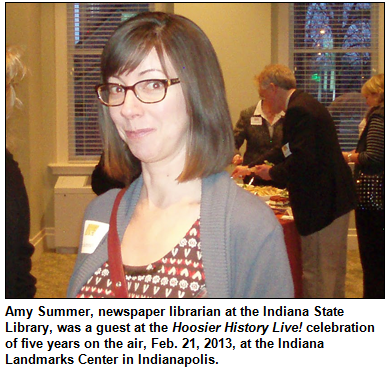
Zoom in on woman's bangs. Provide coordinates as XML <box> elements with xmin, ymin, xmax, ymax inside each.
<box><xmin>117</xmin><ymin>42</ymin><xmax>150</xmax><ymax>77</ymax></box>
<box><xmin>108</xmin><ymin>27</ymin><xmax>165</xmax><ymax>79</ymax></box>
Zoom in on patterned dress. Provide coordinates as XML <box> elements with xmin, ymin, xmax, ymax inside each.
<box><xmin>77</xmin><ymin>219</ymin><xmax>206</xmax><ymax>298</ymax></box>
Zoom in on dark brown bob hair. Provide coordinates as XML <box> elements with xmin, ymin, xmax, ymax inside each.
<box><xmin>98</xmin><ymin>11</ymin><xmax>234</xmax><ymax>184</ymax></box>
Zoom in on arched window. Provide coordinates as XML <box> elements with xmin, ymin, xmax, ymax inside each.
<box><xmin>292</xmin><ymin>3</ymin><xmax>379</xmax><ymax>151</ymax></box>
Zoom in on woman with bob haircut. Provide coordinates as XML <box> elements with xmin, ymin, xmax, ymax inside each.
<box><xmin>68</xmin><ymin>12</ymin><xmax>293</xmax><ymax>299</ymax></box>
<box><xmin>343</xmin><ymin>74</ymin><xmax>385</xmax><ymax>298</ymax></box>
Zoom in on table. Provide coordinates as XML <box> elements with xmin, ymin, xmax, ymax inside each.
<box><xmin>277</xmin><ymin>216</ymin><xmax>303</xmax><ymax>298</ymax></box>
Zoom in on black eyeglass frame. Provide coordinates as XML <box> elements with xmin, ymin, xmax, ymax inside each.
<box><xmin>95</xmin><ymin>78</ymin><xmax>181</xmax><ymax>106</ymax></box>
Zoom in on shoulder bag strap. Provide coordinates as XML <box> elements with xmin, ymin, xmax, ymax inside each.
<box><xmin>107</xmin><ymin>188</ymin><xmax>129</xmax><ymax>298</ymax></box>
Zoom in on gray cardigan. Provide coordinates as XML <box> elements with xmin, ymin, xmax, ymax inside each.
<box><xmin>67</xmin><ymin>172</ymin><xmax>293</xmax><ymax>298</ymax></box>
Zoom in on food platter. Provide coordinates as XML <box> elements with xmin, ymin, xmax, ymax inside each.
<box><xmin>238</xmin><ymin>183</ymin><xmax>293</xmax><ymax>219</ymax></box>
<box><xmin>239</xmin><ymin>184</ymin><xmax>288</xmax><ymax>200</ymax></box>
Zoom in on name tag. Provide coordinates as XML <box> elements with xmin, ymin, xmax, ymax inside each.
<box><xmin>250</xmin><ymin>116</ymin><xmax>262</xmax><ymax>126</ymax></box>
<box><xmin>282</xmin><ymin>143</ymin><xmax>292</xmax><ymax>158</ymax></box>
<box><xmin>81</xmin><ymin>220</ymin><xmax>109</xmax><ymax>254</ymax></box>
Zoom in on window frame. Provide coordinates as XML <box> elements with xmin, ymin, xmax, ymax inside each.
<box><xmin>52</xmin><ymin>3</ymin><xmax>168</xmax><ymax>169</ymax></box>
<box><xmin>278</xmin><ymin>3</ymin><xmax>380</xmax><ymax>151</ymax></box>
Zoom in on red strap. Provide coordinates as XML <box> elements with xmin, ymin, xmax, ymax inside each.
<box><xmin>107</xmin><ymin>188</ymin><xmax>128</xmax><ymax>298</ymax></box>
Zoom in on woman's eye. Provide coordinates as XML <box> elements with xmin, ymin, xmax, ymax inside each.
<box><xmin>110</xmin><ymin>85</ymin><xmax>123</xmax><ymax>94</ymax></box>
<box><xmin>146</xmin><ymin>81</ymin><xmax>164</xmax><ymax>90</ymax></box>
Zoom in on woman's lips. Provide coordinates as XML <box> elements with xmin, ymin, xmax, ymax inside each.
<box><xmin>125</xmin><ymin>128</ymin><xmax>155</xmax><ymax>140</ymax></box>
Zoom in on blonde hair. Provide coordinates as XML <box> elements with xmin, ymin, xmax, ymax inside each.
<box><xmin>255</xmin><ymin>64</ymin><xmax>296</xmax><ymax>91</ymax></box>
<box><xmin>6</xmin><ymin>45</ymin><xmax>27</xmax><ymax>119</ymax></box>
<box><xmin>361</xmin><ymin>74</ymin><xmax>384</xmax><ymax>106</ymax></box>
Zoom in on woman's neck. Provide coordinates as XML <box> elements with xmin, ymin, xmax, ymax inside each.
<box><xmin>140</xmin><ymin>160</ymin><xmax>201</xmax><ymax>210</ymax></box>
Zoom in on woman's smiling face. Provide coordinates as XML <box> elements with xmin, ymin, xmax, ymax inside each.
<box><xmin>108</xmin><ymin>48</ymin><xmax>189</xmax><ymax>168</ymax></box>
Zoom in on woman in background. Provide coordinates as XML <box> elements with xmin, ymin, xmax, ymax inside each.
<box><xmin>231</xmin><ymin>95</ymin><xmax>285</xmax><ymax>188</ymax></box>
<box><xmin>6</xmin><ymin>46</ymin><xmax>37</xmax><ymax>298</ymax></box>
<box><xmin>67</xmin><ymin>12</ymin><xmax>293</xmax><ymax>299</ymax></box>
<box><xmin>343</xmin><ymin>74</ymin><xmax>385</xmax><ymax>298</ymax></box>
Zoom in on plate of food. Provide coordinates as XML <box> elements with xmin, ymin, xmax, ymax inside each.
<box><xmin>241</xmin><ymin>184</ymin><xmax>288</xmax><ymax>201</ymax></box>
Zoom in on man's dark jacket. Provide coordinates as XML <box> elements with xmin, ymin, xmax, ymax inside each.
<box><xmin>268</xmin><ymin>90</ymin><xmax>356</xmax><ymax>236</ymax></box>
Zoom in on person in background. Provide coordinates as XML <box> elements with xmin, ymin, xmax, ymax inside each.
<box><xmin>5</xmin><ymin>45</ymin><xmax>37</xmax><ymax>298</ymax></box>
<box><xmin>249</xmin><ymin>64</ymin><xmax>356</xmax><ymax>298</ymax></box>
<box><xmin>91</xmin><ymin>151</ymin><xmax>125</xmax><ymax>195</ymax></box>
<box><xmin>67</xmin><ymin>12</ymin><xmax>293</xmax><ymax>299</ymax></box>
<box><xmin>342</xmin><ymin>74</ymin><xmax>385</xmax><ymax>298</ymax></box>
<box><xmin>231</xmin><ymin>80</ymin><xmax>285</xmax><ymax>187</ymax></box>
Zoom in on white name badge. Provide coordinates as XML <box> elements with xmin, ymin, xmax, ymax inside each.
<box><xmin>282</xmin><ymin>143</ymin><xmax>292</xmax><ymax>158</ymax></box>
<box><xmin>81</xmin><ymin>220</ymin><xmax>109</xmax><ymax>254</ymax></box>
<box><xmin>250</xmin><ymin>116</ymin><xmax>263</xmax><ymax>126</ymax></box>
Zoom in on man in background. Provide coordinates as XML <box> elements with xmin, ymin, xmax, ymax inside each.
<box><xmin>252</xmin><ymin>64</ymin><xmax>356</xmax><ymax>298</ymax></box>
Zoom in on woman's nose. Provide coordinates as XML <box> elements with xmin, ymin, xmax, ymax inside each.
<box><xmin>120</xmin><ymin>90</ymin><xmax>144</xmax><ymax>118</ymax></box>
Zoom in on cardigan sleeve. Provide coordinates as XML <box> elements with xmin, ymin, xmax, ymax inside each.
<box><xmin>67</xmin><ymin>188</ymin><xmax>121</xmax><ymax>297</ymax></box>
<box><xmin>230</xmin><ymin>187</ymin><xmax>294</xmax><ymax>298</ymax></box>
<box><xmin>200</xmin><ymin>172</ymin><xmax>293</xmax><ymax>298</ymax></box>
<box><xmin>358</xmin><ymin>114</ymin><xmax>385</xmax><ymax>167</ymax></box>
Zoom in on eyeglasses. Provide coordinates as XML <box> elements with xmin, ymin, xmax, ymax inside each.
<box><xmin>95</xmin><ymin>78</ymin><xmax>180</xmax><ymax>106</ymax></box>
